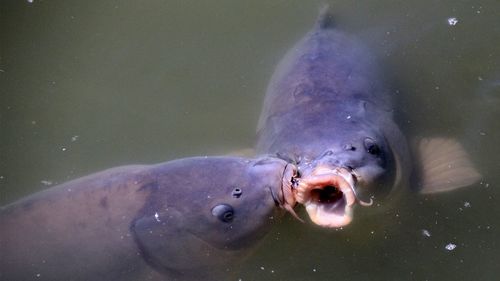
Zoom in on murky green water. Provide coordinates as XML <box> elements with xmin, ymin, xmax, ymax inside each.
<box><xmin>1</xmin><ymin>0</ymin><xmax>499</xmax><ymax>280</ymax></box>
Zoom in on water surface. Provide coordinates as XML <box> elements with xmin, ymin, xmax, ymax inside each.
<box><xmin>1</xmin><ymin>1</ymin><xmax>499</xmax><ymax>280</ymax></box>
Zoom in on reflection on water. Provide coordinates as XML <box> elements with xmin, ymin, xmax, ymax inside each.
<box><xmin>1</xmin><ymin>0</ymin><xmax>499</xmax><ymax>280</ymax></box>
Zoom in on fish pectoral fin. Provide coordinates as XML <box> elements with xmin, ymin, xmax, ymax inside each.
<box><xmin>414</xmin><ymin>137</ymin><xmax>481</xmax><ymax>194</ymax></box>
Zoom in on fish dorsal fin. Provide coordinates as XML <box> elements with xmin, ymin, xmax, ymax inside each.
<box><xmin>415</xmin><ymin>137</ymin><xmax>481</xmax><ymax>194</ymax></box>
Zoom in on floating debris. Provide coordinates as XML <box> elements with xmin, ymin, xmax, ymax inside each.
<box><xmin>445</xmin><ymin>243</ymin><xmax>457</xmax><ymax>251</ymax></box>
<box><xmin>422</xmin><ymin>229</ymin><xmax>431</xmax><ymax>237</ymax></box>
<box><xmin>71</xmin><ymin>135</ymin><xmax>79</xmax><ymax>142</ymax></box>
<box><xmin>447</xmin><ymin>17</ymin><xmax>459</xmax><ymax>26</ymax></box>
<box><xmin>40</xmin><ymin>180</ymin><xmax>53</xmax><ymax>186</ymax></box>
<box><xmin>463</xmin><ymin>201</ymin><xmax>471</xmax><ymax>208</ymax></box>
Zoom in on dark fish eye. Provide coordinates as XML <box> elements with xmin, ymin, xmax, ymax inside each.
<box><xmin>232</xmin><ymin>188</ymin><xmax>242</xmax><ymax>198</ymax></box>
<box><xmin>211</xmin><ymin>204</ymin><xmax>234</xmax><ymax>223</ymax></box>
<box><xmin>364</xmin><ymin>138</ymin><xmax>381</xmax><ymax>156</ymax></box>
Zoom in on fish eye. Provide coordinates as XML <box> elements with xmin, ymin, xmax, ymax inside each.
<box><xmin>211</xmin><ymin>204</ymin><xmax>234</xmax><ymax>223</ymax></box>
<box><xmin>364</xmin><ymin>138</ymin><xmax>381</xmax><ymax>156</ymax></box>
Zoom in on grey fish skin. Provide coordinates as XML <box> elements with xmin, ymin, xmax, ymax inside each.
<box><xmin>0</xmin><ymin>156</ymin><xmax>295</xmax><ymax>281</ymax></box>
<box><xmin>256</xmin><ymin>9</ymin><xmax>411</xmax><ymax>227</ymax></box>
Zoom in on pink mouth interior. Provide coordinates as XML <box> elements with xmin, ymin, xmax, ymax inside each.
<box><xmin>309</xmin><ymin>185</ymin><xmax>346</xmax><ymax>215</ymax></box>
<box><xmin>295</xmin><ymin>168</ymin><xmax>370</xmax><ymax>228</ymax></box>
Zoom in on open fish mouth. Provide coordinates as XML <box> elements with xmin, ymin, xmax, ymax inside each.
<box><xmin>295</xmin><ymin>167</ymin><xmax>372</xmax><ymax>228</ymax></box>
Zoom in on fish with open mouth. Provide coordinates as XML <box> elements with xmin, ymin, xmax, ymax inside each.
<box><xmin>0</xmin><ymin>156</ymin><xmax>297</xmax><ymax>281</ymax></box>
<box><xmin>256</xmin><ymin>7</ymin><xmax>481</xmax><ymax>228</ymax></box>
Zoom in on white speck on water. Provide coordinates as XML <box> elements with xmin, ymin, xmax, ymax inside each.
<box><xmin>71</xmin><ymin>135</ymin><xmax>79</xmax><ymax>142</ymax></box>
<box><xmin>447</xmin><ymin>17</ymin><xmax>459</xmax><ymax>26</ymax></box>
<box><xmin>346</xmin><ymin>115</ymin><xmax>351</xmax><ymax>119</ymax></box>
<box><xmin>479</xmin><ymin>131</ymin><xmax>486</xmax><ymax>136</ymax></box>
<box><xmin>35</xmin><ymin>273</ymin><xmax>41</xmax><ymax>277</ymax></box>
<box><xmin>61</xmin><ymin>147</ymin><xmax>67</xmax><ymax>151</ymax></box>
<box><xmin>154</xmin><ymin>212</ymin><xmax>161</xmax><ymax>222</ymax></box>
<box><xmin>463</xmin><ymin>201</ymin><xmax>471</xmax><ymax>208</ymax></box>
<box><xmin>31</xmin><ymin>120</ymin><xmax>37</xmax><ymax>125</ymax></box>
<box><xmin>422</xmin><ymin>229</ymin><xmax>431</xmax><ymax>237</ymax></box>
<box><xmin>0</xmin><ymin>176</ymin><xmax>4</xmax><ymax>180</ymax></box>
<box><xmin>40</xmin><ymin>180</ymin><xmax>53</xmax><ymax>186</ymax></box>
<box><xmin>260</xmin><ymin>266</ymin><xmax>265</xmax><ymax>270</ymax></box>
<box><xmin>445</xmin><ymin>243</ymin><xmax>457</xmax><ymax>251</ymax></box>
<box><xmin>313</xmin><ymin>268</ymin><xmax>317</xmax><ymax>272</ymax></box>
<box><xmin>27</xmin><ymin>0</ymin><xmax>34</xmax><ymax>3</ymax></box>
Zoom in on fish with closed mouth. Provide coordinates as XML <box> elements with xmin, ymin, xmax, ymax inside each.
<box><xmin>256</xmin><ymin>7</ymin><xmax>481</xmax><ymax>228</ymax></box>
<box><xmin>0</xmin><ymin>156</ymin><xmax>297</xmax><ymax>281</ymax></box>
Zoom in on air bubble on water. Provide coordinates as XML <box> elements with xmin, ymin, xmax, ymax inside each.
<box><xmin>445</xmin><ymin>243</ymin><xmax>457</xmax><ymax>251</ymax></box>
<box><xmin>447</xmin><ymin>17</ymin><xmax>459</xmax><ymax>26</ymax></box>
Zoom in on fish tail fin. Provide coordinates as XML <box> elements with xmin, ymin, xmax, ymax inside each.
<box><xmin>414</xmin><ymin>137</ymin><xmax>481</xmax><ymax>194</ymax></box>
<box><xmin>316</xmin><ymin>4</ymin><xmax>335</xmax><ymax>29</ymax></box>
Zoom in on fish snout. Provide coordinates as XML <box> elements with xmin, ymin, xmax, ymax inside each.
<box><xmin>277</xmin><ymin>163</ymin><xmax>303</xmax><ymax>222</ymax></box>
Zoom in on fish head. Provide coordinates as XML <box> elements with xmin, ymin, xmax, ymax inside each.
<box><xmin>295</xmin><ymin>126</ymin><xmax>397</xmax><ymax>228</ymax></box>
<box><xmin>131</xmin><ymin>156</ymin><xmax>296</xmax><ymax>279</ymax></box>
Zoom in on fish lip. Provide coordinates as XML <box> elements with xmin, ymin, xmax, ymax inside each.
<box><xmin>295</xmin><ymin>166</ymin><xmax>371</xmax><ymax>228</ymax></box>
<box><xmin>275</xmin><ymin>163</ymin><xmax>303</xmax><ymax>222</ymax></box>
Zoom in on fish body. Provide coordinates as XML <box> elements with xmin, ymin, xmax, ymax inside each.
<box><xmin>256</xmin><ymin>8</ymin><xmax>479</xmax><ymax>227</ymax></box>
<box><xmin>0</xmin><ymin>156</ymin><xmax>296</xmax><ymax>281</ymax></box>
